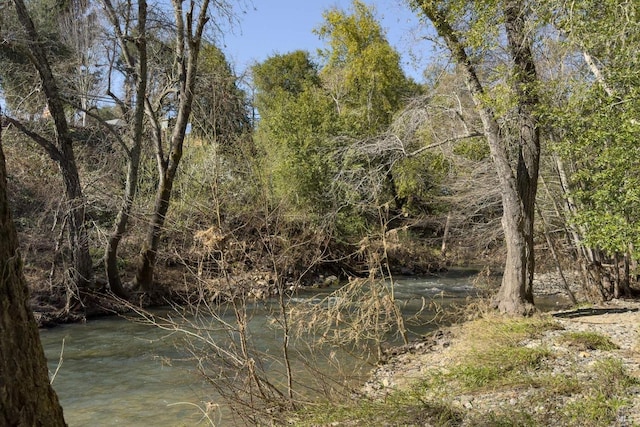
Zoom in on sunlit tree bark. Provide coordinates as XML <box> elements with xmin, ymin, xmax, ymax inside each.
<box><xmin>412</xmin><ymin>0</ymin><xmax>540</xmax><ymax>314</ymax></box>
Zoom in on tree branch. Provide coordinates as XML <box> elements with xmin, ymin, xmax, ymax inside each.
<box><xmin>2</xmin><ymin>116</ymin><xmax>63</xmax><ymax>162</ymax></box>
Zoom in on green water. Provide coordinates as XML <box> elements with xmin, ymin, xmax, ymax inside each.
<box><xmin>40</xmin><ymin>273</ymin><xmax>481</xmax><ymax>426</ymax></box>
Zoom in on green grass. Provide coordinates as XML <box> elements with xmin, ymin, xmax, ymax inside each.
<box><xmin>559</xmin><ymin>331</ymin><xmax>620</xmax><ymax>351</ymax></box>
<box><xmin>292</xmin><ymin>314</ymin><xmax>639</xmax><ymax>426</ymax></box>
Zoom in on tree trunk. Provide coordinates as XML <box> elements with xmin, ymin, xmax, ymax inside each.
<box><xmin>416</xmin><ymin>0</ymin><xmax>539</xmax><ymax>315</ymax></box>
<box><xmin>59</xmin><ymin>155</ymin><xmax>93</xmax><ymax>289</ymax></box>
<box><xmin>105</xmin><ymin>154</ymin><xmax>140</xmax><ymax>298</ymax></box>
<box><xmin>0</xmin><ymin>113</ymin><xmax>67</xmax><ymax>427</ymax></box>
<box><xmin>494</xmin><ymin>0</ymin><xmax>540</xmax><ymax>314</ymax></box>
<box><xmin>103</xmin><ymin>0</ymin><xmax>148</xmax><ymax>298</ymax></box>
<box><xmin>12</xmin><ymin>0</ymin><xmax>94</xmax><ymax>289</ymax></box>
<box><xmin>136</xmin><ymin>170</ymin><xmax>176</xmax><ymax>291</ymax></box>
<box><xmin>135</xmin><ymin>0</ymin><xmax>209</xmax><ymax>290</ymax></box>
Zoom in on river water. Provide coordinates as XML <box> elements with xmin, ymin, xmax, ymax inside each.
<box><xmin>40</xmin><ymin>272</ymin><xmax>479</xmax><ymax>426</ymax></box>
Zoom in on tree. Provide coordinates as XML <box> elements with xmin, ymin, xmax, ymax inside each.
<box><xmin>0</xmin><ymin>111</ymin><xmax>67</xmax><ymax>427</ymax></box>
<box><xmin>135</xmin><ymin>0</ymin><xmax>236</xmax><ymax>290</ymax></box>
<box><xmin>316</xmin><ymin>0</ymin><xmax>422</xmax><ymax>217</ymax></box>
<box><xmin>252</xmin><ymin>51</ymin><xmax>339</xmax><ymax>213</ymax></box>
<box><xmin>98</xmin><ymin>0</ymin><xmax>149</xmax><ymax>298</ymax></box>
<box><xmin>3</xmin><ymin>0</ymin><xmax>94</xmax><ymax>290</ymax></box>
<box><xmin>191</xmin><ymin>43</ymin><xmax>251</xmax><ymax>145</ymax></box>
<box><xmin>410</xmin><ymin>0</ymin><xmax>541</xmax><ymax>314</ymax></box>
<box><xmin>252</xmin><ymin>2</ymin><xmax>420</xmax><ymax>223</ymax></box>
<box><xmin>316</xmin><ymin>0</ymin><xmax>416</xmax><ymax>137</ymax></box>
<box><xmin>540</xmin><ymin>0</ymin><xmax>640</xmax><ymax>299</ymax></box>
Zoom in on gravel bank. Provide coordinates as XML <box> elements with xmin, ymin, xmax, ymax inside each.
<box><xmin>363</xmin><ymin>273</ymin><xmax>640</xmax><ymax>426</ymax></box>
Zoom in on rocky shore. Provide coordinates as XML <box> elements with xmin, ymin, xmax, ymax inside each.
<box><xmin>362</xmin><ymin>272</ymin><xmax>640</xmax><ymax>426</ymax></box>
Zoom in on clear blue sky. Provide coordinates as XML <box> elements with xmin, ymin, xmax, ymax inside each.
<box><xmin>219</xmin><ymin>0</ymin><xmax>430</xmax><ymax>82</ymax></box>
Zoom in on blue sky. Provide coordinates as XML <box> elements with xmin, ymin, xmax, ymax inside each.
<box><xmin>219</xmin><ymin>0</ymin><xmax>431</xmax><ymax>82</ymax></box>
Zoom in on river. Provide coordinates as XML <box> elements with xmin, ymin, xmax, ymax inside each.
<box><xmin>40</xmin><ymin>272</ymin><xmax>480</xmax><ymax>426</ymax></box>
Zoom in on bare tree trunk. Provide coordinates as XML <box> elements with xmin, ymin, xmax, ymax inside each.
<box><xmin>494</xmin><ymin>0</ymin><xmax>540</xmax><ymax>314</ymax></box>
<box><xmin>0</xmin><ymin>113</ymin><xmax>67</xmax><ymax>427</ymax></box>
<box><xmin>417</xmin><ymin>0</ymin><xmax>539</xmax><ymax>315</ymax></box>
<box><xmin>135</xmin><ymin>0</ymin><xmax>210</xmax><ymax>290</ymax></box>
<box><xmin>11</xmin><ymin>0</ymin><xmax>94</xmax><ymax>289</ymax></box>
<box><xmin>104</xmin><ymin>149</ymin><xmax>140</xmax><ymax>297</ymax></box>
<box><xmin>102</xmin><ymin>0</ymin><xmax>148</xmax><ymax>298</ymax></box>
<box><xmin>136</xmin><ymin>171</ymin><xmax>176</xmax><ymax>290</ymax></box>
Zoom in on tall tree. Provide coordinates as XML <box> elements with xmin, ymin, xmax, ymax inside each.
<box><xmin>0</xmin><ymin>112</ymin><xmax>67</xmax><ymax>427</ymax></box>
<box><xmin>316</xmin><ymin>0</ymin><xmax>415</xmax><ymax>137</ymax></box>
<box><xmin>3</xmin><ymin>0</ymin><xmax>94</xmax><ymax>289</ymax></box>
<box><xmin>410</xmin><ymin>0</ymin><xmax>541</xmax><ymax>314</ymax></box>
<box><xmin>316</xmin><ymin>0</ymin><xmax>421</xmax><ymax>215</ymax></box>
<box><xmin>99</xmin><ymin>0</ymin><xmax>149</xmax><ymax>298</ymax></box>
<box><xmin>135</xmin><ymin>0</ymin><xmax>235</xmax><ymax>290</ymax></box>
<box><xmin>252</xmin><ymin>51</ymin><xmax>338</xmax><ymax>213</ymax></box>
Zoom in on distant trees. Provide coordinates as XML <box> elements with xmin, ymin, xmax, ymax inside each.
<box><xmin>252</xmin><ymin>0</ymin><xmax>420</xmax><ymax>227</ymax></box>
<box><xmin>252</xmin><ymin>51</ymin><xmax>339</xmax><ymax>214</ymax></box>
<box><xmin>316</xmin><ymin>0</ymin><xmax>417</xmax><ymax>137</ymax></box>
<box><xmin>2</xmin><ymin>0</ymin><xmax>638</xmax><ymax>313</ymax></box>
<box><xmin>0</xmin><ymin>113</ymin><xmax>67</xmax><ymax>427</ymax></box>
<box><xmin>191</xmin><ymin>43</ymin><xmax>251</xmax><ymax>145</ymax></box>
<box><xmin>1</xmin><ymin>0</ymin><xmax>244</xmax><ymax>295</ymax></box>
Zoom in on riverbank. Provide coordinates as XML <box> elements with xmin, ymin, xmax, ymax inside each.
<box><xmin>359</xmin><ymin>299</ymin><xmax>640</xmax><ymax>425</ymax></box>
<box><xmin>294</xmin><ymin>274</ymin><xmax>640</xmax><ymax>426</ymax></box>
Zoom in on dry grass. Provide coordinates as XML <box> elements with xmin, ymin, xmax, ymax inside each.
<box><xmin>293</xmin><ymin>312</ymin><xmax>639</xmax><ymax>426</ymax></box>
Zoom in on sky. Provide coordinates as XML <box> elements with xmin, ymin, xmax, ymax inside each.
<box><xmin>218</xmin><ymin>0</ymin><xmax>432</xmax><ymax>82</ymax></box>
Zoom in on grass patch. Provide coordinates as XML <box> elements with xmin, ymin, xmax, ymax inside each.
<box><xmin>473</xmin><ymin>409</ymin><xmax>538</xmax><ymax>427</ymax></box>
<box><xmin>559</xmin><ymin>331</ymin><xmax>619</xmax><ymax>351</ymax></box>
<box><xmin>294</xmin><ymin>315</ymin><xmax>639</xmax><ymax>426</ymax></box>
<box><xmin>448</xmin><ymin>346</ymin><xmax>552</xmax><ymax>390</ymax></box>
<box><xmin>294</xmin><ymin>390</ymin><xmax>464</xmax><ymax>427</ymax></box>
<box><xmin>563</xmin><ymin>392</ymin><xmax>627</xmax><ymax>426</ymax></box>
<box><xmin>529</xmin><ymin>372</ymin><xmax>582</xmax><ymax>395</ymax></box>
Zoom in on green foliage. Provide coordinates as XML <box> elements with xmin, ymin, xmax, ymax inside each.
<box><xmin>191</xmin><ymin>44</ymin><xmax>251</xmax><ymax>144</ymax></box>
<box><xmin>252</xmin><ymin>50</ymin><xmax>320</xmax><ymax>98</ymax></box>
<box><xmin>452</xmin><ymin>137</ymin><xmax>490</xmax><ymax>161</ymax></box>
<box><xmin>252</xmin><ymin>60</ymin><xmax>339</xmax><ymax>214</ymax></box>
<box><xmin>316</xmin><ymin>0</ymin><xmax>417</xmax><ymax>137</ymax></box>
<box><xmin>251</xmin><ymin>3</ymin><xmax>420</xmax><ymax>231</ymax></box>
<box><xmin>392</xmin><ymin>152</ymin><xmax>448</xmax><ymax>214</ymax></box>
<box><xmin>541</xmin><ymin>0</ymin><xmax>640</xmax><ymax>258</ymax></box>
